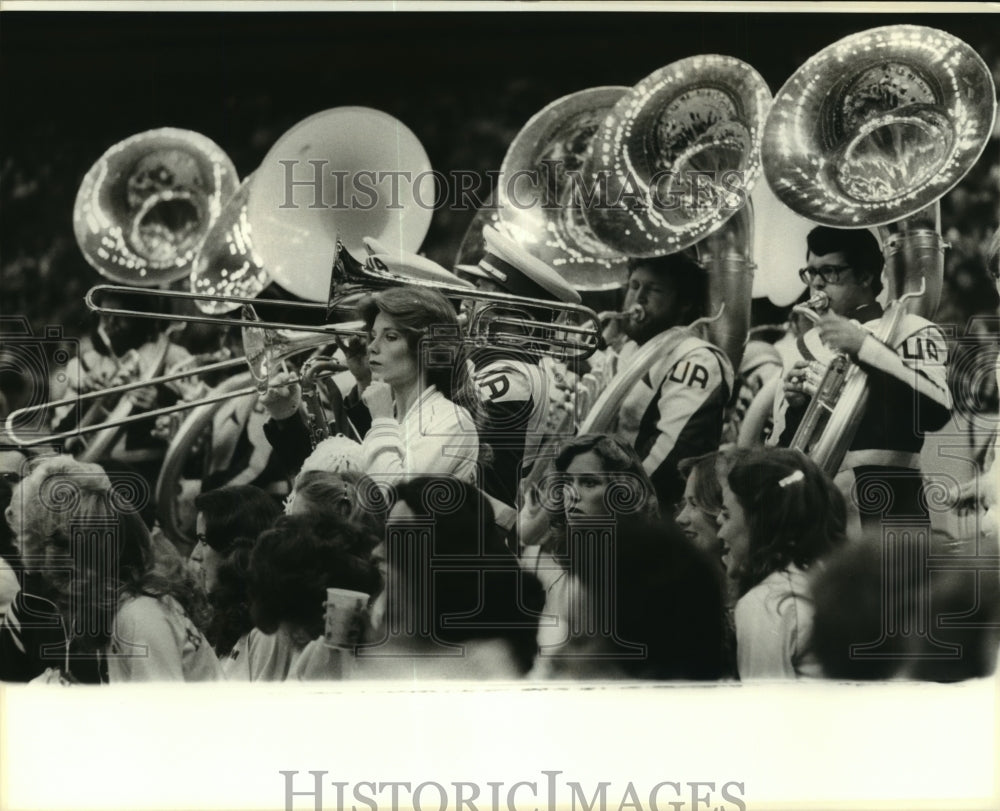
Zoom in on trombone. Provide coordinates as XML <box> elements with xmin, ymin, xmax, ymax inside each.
<box><xmin>86</xmin><ymin>255</ymin><xmax>605</xmax><ymax>362</ymax></box>
<box><xmin>4</xmin><ymin>333</ymin><xmax>348</xmax><ymax>450</ymax></box>
<box><xmin>86</xmin><ymin>284</ymin><xmax>367</xmax><ymax>337</ymax></box>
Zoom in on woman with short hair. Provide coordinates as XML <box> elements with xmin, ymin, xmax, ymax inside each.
<box><xmin>6</xmin><ymin>455</ymin><xmax>220</xmax><ymax>682</ymax></box>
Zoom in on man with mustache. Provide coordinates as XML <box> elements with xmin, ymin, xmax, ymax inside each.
<box><xmin>599</xmin><ymin>252</ymin><xmax>734</xmax><ymax>509</ymax></box>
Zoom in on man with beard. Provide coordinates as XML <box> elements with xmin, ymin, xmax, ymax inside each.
<box><xmin>597</xmin><ymin>252</ymin><xmax>733</xmax><ymax>509</ymax></box>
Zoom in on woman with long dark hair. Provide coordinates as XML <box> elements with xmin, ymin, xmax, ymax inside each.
<box><xmin>718</xmin><ymin>447</ymin><xmax>847</xmax><ymax>679</ymax></box>
<box><xmin>190</xmin><ymin>484</ymin><xmax>281</xmax><ymax>596</ymax></box>
<box><xmin>189</xmin><ymin>484</ymin><xmax>281</xmax><ymax>675</ymax></box>
<box><xmin>520</xmin><ymin>434</ymin><xmax>727</xmax><ymax>680</ymax></box>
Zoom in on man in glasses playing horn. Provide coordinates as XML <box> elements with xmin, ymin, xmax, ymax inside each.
<box><xmin>770</xmin><ymin>226</ymin><xmax>953</xmax><ymax>534</ymax></box>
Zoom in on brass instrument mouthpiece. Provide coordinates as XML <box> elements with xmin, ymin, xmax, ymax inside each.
<box><xmin>599</xmin><ymin>305</ymin><xmax>644</xmax><ymax>323</ymax></box>
<box><xmin>792</xmin><ymin>292</ymin><xmax>830</xmax><ymax>324</ymax></box>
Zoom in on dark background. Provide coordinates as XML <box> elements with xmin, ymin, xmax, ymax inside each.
<box><xmin>2</xmin><ymin>9</ymin><xmax>998</xmax><ymax>342</ymax></box>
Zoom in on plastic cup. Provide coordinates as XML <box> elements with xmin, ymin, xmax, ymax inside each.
<box><xmin>324</xmin><ymin>588</ymin><xmax>369</xmax><ymax>649</ymax></box>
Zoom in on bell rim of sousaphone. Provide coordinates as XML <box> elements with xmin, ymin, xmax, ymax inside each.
<box><xmin>245</xmin><ymin>106</ymin><xmax>435</xmax><ymax>303</ymax></box>
<box><xmin>761</xmin><ymin>24</ymin><xmax>997</xmax><ymax>228</ymax></box>
<box><xmin>583</xmin><ymin>54</ymin><xmax>772</xmax><ymax>258</ymax></box>
<box><xmin>73</xmin><ymin>127</ymin><xmax>239</xmax><ymax>287</ymax></box>
<box><xmin>498</xmin><ymin>86</ymin><xmax>632</xmax><ymax>292</ymax></box>
<box><xmin>189</xmin><ymin>174</ymin><xmax>271</xmax><ymax>314</ymax></box>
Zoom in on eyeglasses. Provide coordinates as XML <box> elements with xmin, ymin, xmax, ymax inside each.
<box><xmin>798</xmin><ymin>264</ymin><xmax>853</xmax><ymax>285</ymax></box>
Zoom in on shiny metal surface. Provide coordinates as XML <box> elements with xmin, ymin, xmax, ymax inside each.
<box><xmin>762</xmin><ymin>25</ymin><xmax>996</xmax><ymax>227</ymax></box>
<box><xmin>584</xmin><ymin>56</ymin><xmax>771</xmax><ymax>256</ymax></box>
<box><xmin>189</xmin><ymin>176</ymin><xmax>270</xmax><ymax>314</ymax></box>
<box><xmin>73</xmin><ymin>128</ymin><xmax>238</xmax><ymax>286</ymax></box>
<box><xmin>498</xmin><ymin>87</ymin><xmax>631</xmax><ymax>290</ymax></box>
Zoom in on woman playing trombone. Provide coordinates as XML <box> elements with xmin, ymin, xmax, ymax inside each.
<box><xmin>262</xmin><ymin>286</ymin><xmax>480</xmax><ymax>486</ymax></box>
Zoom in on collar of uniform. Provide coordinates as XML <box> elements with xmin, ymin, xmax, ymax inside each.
<box><xmin>850</xmin><ymin>301</ymin><xmax>883</xmax><ymax>323</ymax></box>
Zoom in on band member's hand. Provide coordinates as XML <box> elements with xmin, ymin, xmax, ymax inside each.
<box><xmin>151</xmin><ymin>413</ymin><xmax>179</xmax><ymax>442</ymax></box>
<box><xmin>339</xmin><ymin>336</ymin><xmax>371</xmax><ymax>391</ymax></box>
<box><xmin>109</xmin><ymin>350</ymin><xmax>143</xmax><ymax>388</ymax></box>
<box><xmin>783</xmin><ymin>361</ymin><xmax>815</xmax><ymax>408</ymax></box>
<box><xmin>260</xmin><ymin>371</ymin><xmax>302</xmax><ymax>420</ymax></box>
<box><xmin>817</xmin><ymin>313</ymin><xmax>867</xmax><ymax>356</ymax></box>
<box><xmin>127</xmin><ymin>385</ymin><xmax>157</xmax><ymax>411</ymax></box>
<box><xmin>361</xmin><ymin>380</ymin><xmax>394</xmax><ymax>419</ymax></box>
<box><xmin>602</xmin><ymin>319</ymin><xmax>625</xmax><ymax>352</ymax></box>
<box><xmin>80</xmin><ymin>367</ymin><xmax>113</xmax><ymax>393</ymax></box>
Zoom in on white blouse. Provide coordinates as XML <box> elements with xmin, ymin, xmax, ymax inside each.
<box><xmin>735</xmin><ymin>565</ymin><xmax>821</xmax><ymax>680</ymax></box>
<box><xmin>360</xmin><ymin>384</ymin><xmax>479</xmax><ymax>485</ymax></box>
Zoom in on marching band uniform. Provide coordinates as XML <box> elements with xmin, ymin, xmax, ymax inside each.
<box><xmin>615</xmin><ymin>334</ymin><xmax>734</xmax><ymax>509</ymax></box>
<box><xmin>461</xmin><ymin>226</ymin><xmax>579</xmax><ymax>507</ymax></box>
<box><xmin>52</xmin><ymin>335</ymin><xmax>191</xmax><ymax>467</ymax></box>
<box><xmin>769</xmin><ymin>301</ymin><xmax>952</xmax><ymax>532</ymax></box>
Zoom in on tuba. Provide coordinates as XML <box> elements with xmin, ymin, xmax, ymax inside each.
<box><xmin>73</xmin><ymin>128</ymin><xmax>239</xmax><ymax>287</ymax></box>
<box><xmin>532</xmin><ymin>55</ymin><xmax>771</xmax><ymax>438</ymax></box>
<box><xmin>495</xmin><ymin>86</ymin><xmax>632</xmax><ymax>292</ymax></box>
<box><xmin>761</xmin><ymin>24</ymin><xmax>997</xmax><ymax>476</ymax></box>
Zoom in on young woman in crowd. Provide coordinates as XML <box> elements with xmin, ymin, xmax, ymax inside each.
<box><xmin>717</xmin><ymin>447</ymin><xmax>847</xmax><ymax>680</ymax></box>
<box><xmin>261</xmin><ymin>287</ymin><xmax>480</xmax><ymax>488</ymax></box>
<box><xmin>190</xmin><ymin>484</ymin><xmax>281</xmax><ymax>596</ymax></box>
<box><xmin>346</xmin><ymin>476</ymin><xmax>544</xmax><ymax>680</ymax></box>
<box><xmin>244</xmin><ymin>513</ymin><xmax>382</xmax><ymax>680</ymax></box>
<box><xmin>519</xmin><ymin>434</ymin><xmax>727</xmax><ymax>680</ymax></box>
<box><xmin>4</xmin><ymin>455</ymin><xmax>221</xmax><ymax>682</ymax></box>
<box><xmin>353</xmin><ymin>287</ymin><xmax>480</xmax><ymax>484</ymax></box>
<box><xmin>676</xmin><ymin>453</ymin><xmax>726</xmax><ymax>564</ymax></box>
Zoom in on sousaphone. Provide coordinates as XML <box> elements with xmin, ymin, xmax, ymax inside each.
<box><xmin>496</xmin><ymin>86</ymin><xmax>632</xmax><ymax>291</ymax></box>
<box><xmin>760</xmin><ymin>24</ymin><xmax>996</xmax><ymax>474</ymax></box>
<box><xmin>73</xmin><ymin>128</ymin><xmax>239</xmax><ymax>286</ymax></box>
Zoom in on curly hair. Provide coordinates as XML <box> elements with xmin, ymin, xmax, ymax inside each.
<box><xmin>193</xmin><ymin>484</ymin><xmax>281</xmax><ymax>553</ymax></box>
<box><xmin>288</xmin><ymin>469</ymin><xmax>386</xmax><ymax>537</ymax></box>
<box><xmin>725</xmin><ymin>448</ymin><xmax>847</xmax><ymax>595</ymax></box>
<box><xmin>249</xmin><ymin>514</ymin><xmax>383</xmax><ymax>639</ymax></box>
<box><xmin>204</xmin><ymin>538</ymin><xmax>254</xmax><ymax>657</ymax></box>
<box><xmin>9</xmin><ymin>455</ymin><xmax>209</xmax><ymax>649</ymax></box>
